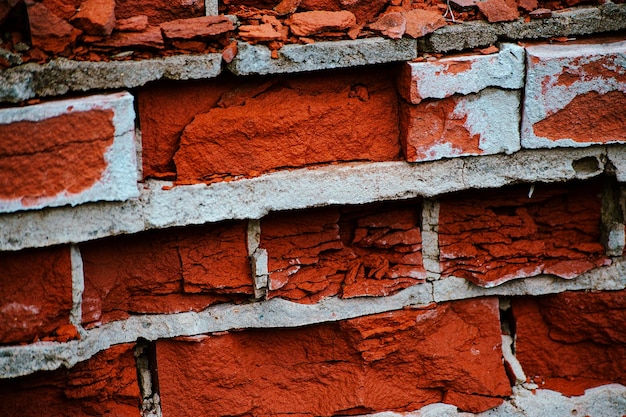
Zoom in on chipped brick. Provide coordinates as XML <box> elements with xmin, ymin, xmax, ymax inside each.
<box><xmin>157</xmin><ymin>298</ymin><xmax>510</xmax><ymax>417</ymax></box>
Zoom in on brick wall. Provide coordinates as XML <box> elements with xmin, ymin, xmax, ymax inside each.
<box><xmin>1</xmin><ymin>1</ymin><xmax>626</xmax><ymax>416</ymax></box>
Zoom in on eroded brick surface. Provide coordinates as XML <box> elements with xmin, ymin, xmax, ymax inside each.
<box><xmin>0</xmin><ymin>343</ymin><xmax>140</xmax><ymax>416</ymax></box>
<box><xmin>174</xmin><ymin>68</ymin><xmax>401</xmax><ymax>183</ymax></box>
<box><xmin>439</xmin><ymin>181</ymin><xmax>608</xmax><ymax>287</ymax></box>
<box><xmin>137</xmin><ymin>80</ymin><xmax>236</xmax><ymax>179</ymax></box>
<box><xmin>0</xmin><ymin>246</ymin><xmax>72</xmax><ymax>345</ymax></box>
<box><xmin>512</xmin><ymin>290</ymin><xmax>626</xmax><ymax>396</ymax></box>
<box><xmin>80</xmin><ymin>222</ymin><xmax>252</xmax><ymax>328</ymax></box>
<box><xmin>400</xmin><ymin>88</ymin><xmax>520</xmax><ymax>162</ymax></box>
<box><xmin>0</xmin><ymin>92</ymin><xmax>137</xmax><ymax>213</ymax></box>
<box><xmin>522</xmin><ymin>39</ymin><xmax>626</xmax><ymax>148</ymax></box>
<box><xmin>156</xmin><ymin>298</ymin><xmax>510</xmax><ymax>417</ymax></box>
<box><xmin>261</xmin><ymin>201</ymin><xmax>427</xmax><ymax>303</ymax></box>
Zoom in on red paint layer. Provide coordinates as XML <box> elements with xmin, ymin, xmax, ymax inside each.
<box><xmin>438</xmin><ymin>181</ymin><xmax>608</xmax><ymax>286</ymax></box>
<box><xmin>0</xmin><ymin>246</ymin><xmax>72</xmax><ymax>345</ymax></box>
<box><xmin>137</xmin><ymin>80</ymin><xmax>236</xmax><ymax>179</ymax></box>
<box><xmin>115</xmin><ymin>0</ymin><xmax>204</xmax><ymax>24</ymax></box>
<box><xmin>261</xmin><ymin>201</ymin><xmax>427</xmax><ymax>303</ymax></box>
<box><xmin>157</xmin><ymin>298</ymin><xmax>510</xmax><ymax>417</ymax></box>
<box><xmin>555</xmin><ymin>54</ymin><xmax>626</xmax><ymax>88</ymax></box>
<box><xmin>174</xmin><ymin>70</ymin><xmax>401</xmax><ymax>183</ymax></box>
<box><xmin>512</xmin><ymin>290</ymin><xmax>626</xmax><ymax>396</ymax></box>
<box><xmin>0</xmin><ymin>344</ymin><xmax>140</xmax><ymax>416</ymax></box>
<box><xmin>0</xmin><ymin>110</ymin><xmax>115</xmax><ymax>205</ymax></box>
<box><xmin>400</xmin><ymin>97</ymin><xmax>482</xmax><ymax>161</ymax></box>
<box><xmin>533</xmin><ymin>91</ymin><xmax>626</xmax><ymax>143</ymax></box>
<box><xmin>80</xmin><ymin>221</ymin><xmax>252</xmax><ymax>328</ymax></box>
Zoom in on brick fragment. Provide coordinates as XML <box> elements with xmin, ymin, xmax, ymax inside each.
<box><xmin>512</xmin><ymin>290</ymin><xmax>626</xmax><ymax>396</ymax></box>
<box><xmin>160</xmin><ymin>15</ymin><xmax>234</xmax><ymax>40</ymax></box>
<box><xmin>25</xmin><ymin>1</ymin><xmax>80</xmax><ymax>53</ymax></box>
<box><xmin>70</xmin><ymin>0</ymin><xmax>116</xmax><ymax>36</ymax></box>
<box><xmin>522</xmin><ymin>39</ymin><xmax>626</xmax><ymax>148</ymax></box>
<box><xmin>174</xmin><ymin>69</ymin><xmax>401</xmax><ymax>183</ymax></box>
<box><xmin>298</xmin><ymin>0</ymin><xmax>389</xmax><ymax>24</ymax></box>
<box><xmin>0</xmin><ymin>344</ymin><xmax>140</xmax><ymax>416</ymax></box>
<box><xmin>80</xmin><ymin>222</ymin><xmax>252</xmax><ymax>328</ymax></box>
<box><xmin>439</xmin><ymin>181</ymin><xmax>609</xmax><ymax>287</ymax></box>
<box><xmin>403</xmin><ymin>9</ymin><xmax>446</xmax><ymax>39</ymax></box>
<box><xmin>0</xmin><ymin>92</ymin><xmax>137</xmax><ymax>213</ymax></box>
<box><xmin>0</xmin><ymin>246</ymin><xmax>72</xmax><ymax>345</ymax></box>
<box><xmin>286</xmin><ymin>10</ymin><xmax>356</xmax><ymax>36</ymax></box>
<box><xmin>475</xmin><ymin>0</ymin><xmax>519</xmax><ymax>22</ymax></box>
<box><xmin>157</xmin><ymin>298</ymin><xmax>510</xmax><ymax>417</ymax></box>
<box><xmin>114</xmin><ymin>0</ymin><xmax>204</xmax><ymax>24</ymax></box>
<box><xmin>261</xmin><ymin>201</ymin><xmax>427</xmax><ymax>303</ymax></box>
<box><xmin>400</xmin><ymin>88</ymin><xmax>520</xmax><ymax>162</ymax></box>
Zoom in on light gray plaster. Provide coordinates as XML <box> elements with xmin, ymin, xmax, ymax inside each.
<box><xmin>420</xmin><ymin>2</ymin><xmax>626</xmax><ymax>53</ymax></box>
<box><xmin>227</xmin><ymin>37</ymin><xmax>418</xmax><ymax>76</ymax></box>
<box><xmin>0</xmin><ymin>54</ymin><xmax>222</xmax><ymax>103</ymax></box>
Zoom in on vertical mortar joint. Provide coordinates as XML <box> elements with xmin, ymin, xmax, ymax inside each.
<box><xmin>421</xmin><ymin>199</ymin><xmax>441</xmax><ymax>279</ymax></box>
<box><xmin>135</xmin><ymin>340</ymin><xmax>162</xmax><ymax>417</ymax></box>
<box><xmin>601</xmin><ymin>176</ymin><xmax>626</xmax><ymax>257</ymax></box>
<box><xmin>247</xmin><ymin>219</ymin><xmax>268</xmax><ymax>299</ymax></box>
<box><xmin>69</xmin><ymin>245</ymin><xmax>86</xmax><ymax>334</ymax></box>
<box><xmin>499</xmin><ymin>297</ymin><xmax>528</xmax><ymax>387</ymax></box>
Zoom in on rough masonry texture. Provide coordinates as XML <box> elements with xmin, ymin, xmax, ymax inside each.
<box><xmin>0</xmin><ymin>92</ymin><xmax>137</xmax><ymax>213</ymax></box>
<box><xmin>1</xmin><ymin>2</ymin><xmax>626</xmax><ymax>417</ymax></box>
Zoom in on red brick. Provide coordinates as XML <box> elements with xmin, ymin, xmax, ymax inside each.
<box><xmin>173</xmin><ymin>69</ymin><xmax>401</xmax><ymax>183</ymax></box>
<box><xmin>512</xmin><ymin>290</ymin><xmax>626</xmax><ymax>396</ymax></box>
<box><xmin>522</xmin><ymin>39</ymin><xmax>626</xmax><ymax>149</ymax></box>
<box><xmin>0</xmin><ymin>344</ymin><xmax>140</xmax><ymax>416</ymax></box>
<box><xmin>476</xmin><ymin>0</ymin><xmax>519</xmax><ymax>22</ymax></box>
<box><xmin>114</xmin><ymin>0</ymin><xmax>204</xmax><ymax>24</ymax></box>
<box><xmin>137</xmin><ymin>79</ymin><xmax>236</xmax><ymax>179</ymax></box>
<box><xmin>223</xmin><ymin>0</ymin><xmax>388</xmax><ymax>24</ymax></box>
<box><xmin>160</xmin><ymin>15</ymin><xmax>234</xmax><ymax>40</ymax></box>
<box><xmin>0</xmin><ymin>92</ymin><xmax>137</xmax><ymax>213</ymax></box>
<box><xmin>261</xmin><ymin>202</ymin><xmax>427</xmax><ymax>303</ymax></box>
<box><xmin>80</xmin><ymin>222</ymin><xmax>252</xmax><ymax>328</ymax></box>
<box><xmin>438</xmin><ymin>181</ymin><xmax>608</xmax><ymax>286</ymax></box>
<box><xmin>0</xmin><ymin>246</ymin><xmax>72</xmax><ymax>345</ymax></box>
<box><xmin>25</xmin><ymin>0</ymin><xmax>80</xmax><ymax>54</ymax></box>
<box><xmin>0</xmin><ymin>110</ymin><xmax>113</xmax><ymax>200</ymax></box>
<box><xmin>399</xmin><ymin>88</ymin><xmax>520</xmax><ymax>162</ymax></box>
<box><xmin>157</xmin><ymin>298</ymin><xmax>511</xmax><ymax>417</ymax></box>
<box><xmin>70</xmin><ymin>0</ymin><xmax>116</xmax><ymax>36</ymax></box>
<box><xmin>286</xmin><ymin>10</ymin><xmax>356</xmax><ymax>36</ymax></box>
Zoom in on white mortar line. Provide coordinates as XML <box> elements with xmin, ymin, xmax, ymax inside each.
<box><xmin>69</xmin><ymin>245</ymin><xmax>85</xmax><ymax>330</ymax></box>
<box><xmin>2</xmin><ymin>258</ymin><xmax>625</xmax><ymax>379</ymax></box>
<box><xmin>0</xmin><ymin>146</ymin><xmax>618</xmax><ymax>252</ymax></box>
<box><xmin>421</xmin><ymin>199</ymin><xmax>441</xmax><ymax>279</ymax></box>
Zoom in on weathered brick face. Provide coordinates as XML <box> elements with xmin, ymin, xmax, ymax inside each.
<box><xmin>0</xmin><ymin>246</ymin><xmax>72</xmax><ymax>345</ymax></box>
<box><xmin>261</xmin><ymin>201</ymin><xmax>427</xmax><ymax>303</ymax></box>
<box><xmin>522</xmin><ymin>39</ymin><xmax>626</xmax><ymax>148</ymax></box>
<box><xmin>0</xmin><ymin>344</ymin><xmax>140</xmax><ymax>417</ymax></box>
<box><xmin>156</xmin><ymin>298</ymin><xmax>510</xmax><ymax>417</ymax></box>
<box><xmin>0</xmin><ymin>92</ymin><xmax>137</xmax><ymax>213</ymax></box>
<box><xmin>138</xmin><ymin>80</ymin><xmax>237</xmax><ymax>179</ymax></box>
<box><xmin>439</xmin><ymin>181</ymin><xmax>608</xmax><ymax>286</ymax></box>
<box><xmin>143</xmin><ymin>68</ymin><xmax>402</xmax><ymax>183</ymax></box>
<box><xmin>80</xmin><ymin>221</ymin><xmax>252</xmax><ymax>328</ymax></box>
<box><xmin>512</xmin><ymin>289</ymin><xmax>626</xmax><ymax>396</ymax></box>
